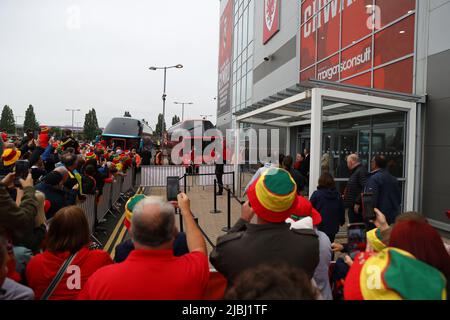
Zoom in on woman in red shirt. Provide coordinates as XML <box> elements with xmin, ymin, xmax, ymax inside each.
<box><xmin>26</xmin><ymin>206</ymin><xmax>112</xmax><ymax>300</ymax></box>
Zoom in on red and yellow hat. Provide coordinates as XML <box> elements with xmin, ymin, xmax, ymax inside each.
<box><xmin>40</xmin><ymin>126</ymin><xmax>49</xmax><ymax>133</ymax></box>
<box><xmin>247</xmin><ymin>167</ymin><xmax>321</xmax><ymax>224</ymax></box>
<box><xmin>2</xmin><ymin>148</ymin><xmax>21</xmax><ymax>166</ymax></box>
<box><xmin>124</xmin><ymin>194</ymin><xmax>147</xmax><ymax>229</ymax></box>
<box><xmin>85</xmin><ymin>152</ymin><xmax>97</xmax><ymax>161</ymax></box>
<box><xmin>344</xmin><ymin>248</ymin><xmax>447</xmax><ymax>300</ymax></box>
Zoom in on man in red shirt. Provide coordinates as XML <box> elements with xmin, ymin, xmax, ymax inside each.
<box><xmin>78</xmin><ymin>193</ymin><xmax>209</xmax><ymax>300</ymax></box>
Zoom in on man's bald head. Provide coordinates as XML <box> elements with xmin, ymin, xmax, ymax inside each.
<box><xmin>131</xmin><ymin>197</ymin><xmax>176</xmax><ymax>248</ymax></box>
<box><xmin>346</xmin><ymin>154</ymin><xmax>360</xmax><ymax>170</ymax></box>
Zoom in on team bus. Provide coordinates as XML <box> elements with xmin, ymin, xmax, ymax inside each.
<box><xmin>165</xmin><ymin>119</ymin><xmax>220</xmax><ymax>166</ymax></box>
<box><xmin>102</xmin><ymin>117</ymin><xmax>154</xmax><ymax>151</ymax></box>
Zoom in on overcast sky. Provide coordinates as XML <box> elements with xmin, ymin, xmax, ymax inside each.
<box><xmin>0</xmin><ymin>0</ymin><xmax>219</xmax><ymax>128</ymax></box>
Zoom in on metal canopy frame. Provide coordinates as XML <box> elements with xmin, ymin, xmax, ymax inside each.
<box><xmin>233</xmin><ymin>86</ymin><xmax>420</xmax><ymax>212</ymax></box>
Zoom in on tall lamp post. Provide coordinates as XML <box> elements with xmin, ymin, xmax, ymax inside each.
<box><xmin>173</xmin><ymin>101</ymin><xmax>193</xmax><ymax>122</ymax></box>
<box><xmin>148</xmin><ymin>64</ymin><xmax>183</xmax><ymax>147</ymax></box>
<box><xmin>15</xmin><ymin>116</ymin><xmax>23</xmax><ymax>136</ymax></box>
<box><xmin>65</xmin><ymin>108</ymin><xmax>81</xmax><ymax>132</ymax></box>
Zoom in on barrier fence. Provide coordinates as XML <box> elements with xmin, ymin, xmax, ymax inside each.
<box><xmin>76</xmin><ymin>167</ymin><xmax>137</xmax><ymax>243</ymax></box>
<box><xmin>140</xmin><ymin>165</ymin><xmax>234</xmax><ymax>188</ymax></box>
<box><xmin>140</xmin><ymin>165</ymin><xmax>190</xmax><ymax>187</ymax></box>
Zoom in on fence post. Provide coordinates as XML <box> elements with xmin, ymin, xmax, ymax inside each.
<box><xmin>232</xmin><ymin>172</ymin><xmax>235</xmax><ymax>195</ymax></box>
<box><xmin>222</xmin><ymin>188</ymin><xmax>231</xmax><ymax>232</ymax></box>
<box><xmin>183</xmin><ymin>174</ymin><xmax>187</xmax><ymax>194</ymax></box>
<box><xmin>210</xmin><ymin>179</ymin><xmax>221</xmax><ymax>214</ymax></box>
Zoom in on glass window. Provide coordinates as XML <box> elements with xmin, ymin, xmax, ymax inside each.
<box><xmin>373</xmin><ymin>57</ymin><xmax>414</xmax><ymax>94</ymax></box>
<box><xmin>376</xmin><ymin>0</ymin><xmax>415</xmax><ymax>28</ymax></box>
<box><xmin>374</xmin><ymin>15</ymin><xmax>415</xmax><ymax>67</ymax></box>
<box><xmin>236</xmin><ymin>80</ymin><xmax>241</xmax><ymax>106</ymax></box>
<box><xmin>246</xmin><ymin>71</ymin><xmax>253</xmax><ymax>100</ymax></box>
<box><xmin>371</xmin><ymin>127</ymin><xmax>405</xmax><ymax>178</ymax></box>
<box><xmin>243</xmin><ymin>7</ymin><xmax>248</xmax><ymax>47</ymax></box>
<box><xmin>248</xmin><ymin>0</ymin><xmax>254</xmax><ymax>43</ymax></box>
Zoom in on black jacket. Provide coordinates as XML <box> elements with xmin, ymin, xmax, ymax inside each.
<box><xmin>310</xmin><ymin>187</ymin><xmax>345</xmax><ymax>238</ymax></box>
<box><xmin>210</xmin><ymin>219</ymin><xmax>319</xmax><ymax>284</ymax></box>
<box><xmin>35</xmin><ymin>182</ymin><xmax>77</xmax><ymax>219</ymax></box>
<box><xmin>289</xmin><ymin>168</ymin><xmax>307</xmax><ymax>194</ymax></box>
<box><xmin>365</xmin><ymin>169</ymin><xmax>401</xmax><ymax>224</ymax></box>
<box><xmin>344</xmin><ymin>164</ymin><xmax>368</xmax><ymax>208</ymax></box>
<box><xmin>299</xmin><ymin>154</ymin><xmax>310</xmax><ymax>179</ymax></box>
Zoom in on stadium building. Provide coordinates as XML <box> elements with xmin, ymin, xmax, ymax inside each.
<box><xmin>216</xmin><ymin>0</ymin><xmax>450</xmax><ymax>233</ymax></box>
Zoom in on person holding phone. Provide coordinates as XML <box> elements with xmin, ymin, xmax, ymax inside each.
<box><xmin>0</xmin><ymin>172</ymin><xmax>39</xmax><ymax>248</ymax></box>
<box><xmin>78</xmin><ymin>193</ymin><xmax>210</xmax><ymax>300</ymax></box>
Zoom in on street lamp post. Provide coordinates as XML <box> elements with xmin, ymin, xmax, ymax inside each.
<box><xmin>173</xmin><ymin>101</ymin><xmax>193</xmax><ymax>122</ymax></box>
<box><xmin>65</xmin><ymin>108</ymin><xmax>81</xmax><ymax>132</ymax></box>
<box><xmin>15</xmin><ymin>116</ymin><xmax>23</xmax><ymax>135</ymax></box>
<box><xmin>200</xmin><ymin>114</ymin><xmax>213</xmax><ymax>120</ymax></box>
<box><xmin>148</xmin><ymin>64</ymin><xmax>183</xmax><ymax>147</ymax></box>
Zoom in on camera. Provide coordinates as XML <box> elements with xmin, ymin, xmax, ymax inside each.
<box><xmin>166</xmin><ymin>176</ymin><xmax>180</xmax><ymax>202</ymax></box>
<box><xmin>14</xmin><ymin>159</ymin><xmax>30</xmax><ymax>188</ymax></box>
<box><xmin>362</xmin><ymin>192</ymin><xmax>376</xmax><ymax>221</ymax></box>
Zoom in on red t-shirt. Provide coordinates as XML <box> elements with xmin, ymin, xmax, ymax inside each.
<box><xmin>77</xmin><ymin>249</ymin><xmax>210</xmax><ymax>300</ymax></box>
<box><xmin>26</xmin><ymin>247</ymin><xmax>113</xmax><ymax>300</ymax></box>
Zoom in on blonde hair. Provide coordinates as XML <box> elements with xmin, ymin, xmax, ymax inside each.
<box><xmin>35</xmin><ymin>191</ymin><xmax>46</xmax><ymax>218</ymax></box>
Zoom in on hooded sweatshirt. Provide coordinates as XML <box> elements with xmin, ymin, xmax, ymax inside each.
<box><xmin>310</xmin><ymin>187</ymin><xmax>345</xmax><ymax>240</ymax></box>
<box><xmin>26</xmin><ymin>247</ymin><xmax>112</xmax><ymax>300</ymax></box>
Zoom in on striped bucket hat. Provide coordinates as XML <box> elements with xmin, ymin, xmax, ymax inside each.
<box><xmin>124</xmin><ymin>194</ymin><xmax>147</xmax><ymax>229</ymax></box>
<box><xmin>247</xmin><ymin>167</ymin><xmax>321</xmax><ymax>224</ymax></box>
<box><xmin>344</xmin><ymin>248</ymin><xmax>447</xmax><ymax>300</ymax></box>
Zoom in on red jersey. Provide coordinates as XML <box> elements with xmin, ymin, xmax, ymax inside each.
<box><xmin>77</xmin><ymin>249</ymin><xmax>209</xmax><ymax>300</ymax></box>
<box><xmin>26</xmin><ymin>247</ymin><xmax>113</xmax><ymax>300</ymax></box>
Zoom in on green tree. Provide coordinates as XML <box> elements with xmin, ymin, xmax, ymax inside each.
<box><xmin>0</xmin><ymin>105</ymin><xmax>16</xmax><ymax>134</ymax></box>
<box><xmin>124</xmin><ymin>111</ymin><xmax>132</xmax><ymax>117</ymax></box>
<box><xmin>83</xmin><ymin>108</ymin><xmax>101</xmax><ymax>142</ymax></box>
<box><xmin>23</xmin><ymin>104</ymin><xmax>40</xmax><ymax>132</ymax></box>
<box><xmin>172</xmin><ymin>115</ymin><xmax>180</xmax><ymax>125</ymax></box>
<box><xmin>154</xmin><ymin>113</ymin><xmax>166</xmax><ymax>138</ymax></box>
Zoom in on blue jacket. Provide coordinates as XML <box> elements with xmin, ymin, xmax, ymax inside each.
<box><xmin>365</xmin><ymin>169</ymin><xmax>401</xmax><ymax>224</ymax></box>
<box><xmin>310</xmin><ymin>187</ymin><xmax>345</xmax><ymax>238</ymax></box>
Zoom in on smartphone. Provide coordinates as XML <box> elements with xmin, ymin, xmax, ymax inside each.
<box><xmin>347</xmin><ymin>223</ymin><xmax>367</xmax><ymax>259</ymax></box>
<box><xmin>362</xmin><ymin>193</ymin><xmax>376</xmax><ymax>221</ymax></box>
<box><xmin>14</xmin><ymin>160</ymin><xmax>30</xmax><ymax>187</ymax></box>
<box><xmin>166</xmin><ymin>176</ymin><xmax>180</xmax><ymax>202</ymax></box>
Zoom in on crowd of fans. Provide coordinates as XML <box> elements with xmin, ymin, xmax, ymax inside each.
<box><xmin>0</xmin><ymin>127</ymin><xmax>141</xmax><ymax>299</ymax></box>
<box><xmin>0</xmin><ymin>129</ymin><xmax>449</xmax><ymax>300</ymax></box>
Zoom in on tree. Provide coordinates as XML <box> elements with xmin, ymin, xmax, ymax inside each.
<box><xmin>154</xmin><ymin>113</ymin><xmax>166</xmax><ymax>138</ymax></box>
<box><xmin>0</xmin><ymin>105</ymin><xmax>16</xmax><ymax>134</ymax></box>
<box><xmin>23</xmin><ymin>104</ymin><xmax>40</xmax><ymax>132</ymax></box>
<box><xmin>83</xmin><ymin>108</ymin><xmax>101</xmax><ymax>141</ymax></box>
<box><xmin>172</xmin><ymin>115</ymin><xmax>180</xmax><ymax>125</ymax></box>
<box><xmin>124</xmin><ymin>111</ymin><xmax>132</xmax><ymax>117</ymax></box>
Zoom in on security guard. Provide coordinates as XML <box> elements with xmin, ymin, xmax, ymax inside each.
<box><xmin>210</xmin><ymin>168</ymin><xmax>321</xmax><ymax>284</ymax></box>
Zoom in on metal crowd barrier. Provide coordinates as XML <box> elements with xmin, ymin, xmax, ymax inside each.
<box><xmin>140</xmin><ymin>165</ymin><xmax>236</xmax><ymax>188</ymax></box>
<box><xmin>78</xmin><ymin>194</ymin><xmax>96</xmax><ymax>234</ymax></box>
<box><xmin>96</xmin><ymin>183</ymin><xmax>112</xmax><ymax>222</ymax></box>
<box><xmin>197</xmin><ymin>165</ymin><xmax>234</xmax><ymax>187</ymax></box>
<box><xmin>140</xmin><ymin>165</ymin><xmax>189</xmax><ymax>187</ymax></box>
<box><xmin>76</xmin><ymin>168</ymin><xmax>137</xmax><ymax>242</ymax></box>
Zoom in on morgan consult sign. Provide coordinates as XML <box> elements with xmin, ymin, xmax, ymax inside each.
<box><xmin>300</xmin><ymin>0</ymin><xmax>416</xmax><ymax>94</ymax></box>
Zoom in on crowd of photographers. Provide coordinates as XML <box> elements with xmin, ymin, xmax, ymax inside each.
<box><xmin>0</xmin><ymin>127</ymin><xmax>449</xmax><ymax>300</ymax></box>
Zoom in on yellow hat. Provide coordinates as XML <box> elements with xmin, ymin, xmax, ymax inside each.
<box><xmin>2</xmin><ymin>148</ymin><xmax>21</xmax><ymax>166</ymax></box>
